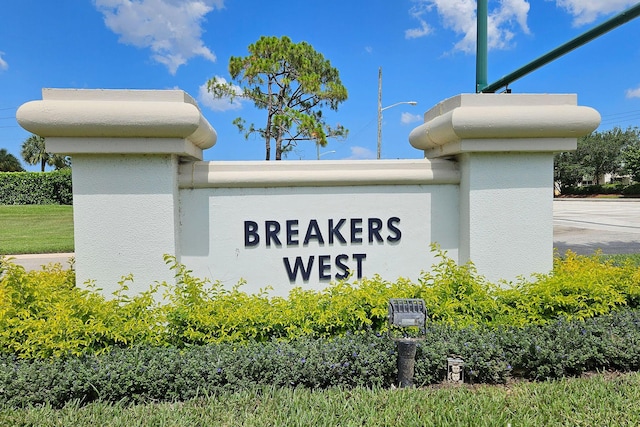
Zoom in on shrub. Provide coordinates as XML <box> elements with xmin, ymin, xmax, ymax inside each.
<box><xmin>622</xmin><ymin>183</ymin><xmax>640</xmax><ymax>197</ymax></box>
<box><xmin>416</xmin><ymin>246</ymin><xmax>504</xmax><ymax>327</ymax></box>
<box><xmin>0</xmin><ymin>333</ymin><xmax>396</xmax><ymax>408</ymax></box>
<box><xmin>2</xmin><ymin>310</ymin><xmax>640</xmax><ymax>408</ymax></box>
<box><xmin>0</xmin><ymin>260</ymin><xmax>165</xmax><ymax>358</ymax></box>
<box><xmin>162</xmin><ymin>255</ymin><xmax>418</xmax><ymax>345</ymax></box>
<box><xmin>560</xmin><ymin>184</ymin><xmax>604</xmax><ymax>196</ymax></box>
<box><xmin>494</xmin><ymin>251</ymin><xmax>639</xmax><ymax>326</ymax></box>
<box><xmin>559</xmin><ymin>183</ymin><xmax>627</xmax><ymax>196</ymax></box>
<box><xmin>0</xmin><ymin>170</ymin><xmax>72</xmax><ymax>205</ymax></box>
<box><xmin>500</xmin><ymin>309</ymin><xmax>640</xmax><ymax>380</ymax></box>
<box><xmin>2</xmin><ymin>249</ymin><xmax>640</xmax><ymax>358</ymax></box>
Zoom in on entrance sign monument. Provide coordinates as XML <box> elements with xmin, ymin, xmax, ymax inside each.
<box><xmin>17</xmin><ymin>89</ymin><xmax>599</xmax><ymax>297</ymax></box>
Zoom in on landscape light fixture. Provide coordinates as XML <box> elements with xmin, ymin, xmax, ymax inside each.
<box><xmin>387</xmin><ymin>298</ymin><xmax>427</xmax><ymax>388</ymax></box>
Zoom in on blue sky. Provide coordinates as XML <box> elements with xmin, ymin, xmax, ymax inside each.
<box><xmin>1</xmin><ymin>0</ymin><xmax>639</xmax><ymax>170</ymax></box>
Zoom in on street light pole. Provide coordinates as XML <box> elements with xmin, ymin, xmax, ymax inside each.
<box><xmin>377</xmin><ymin>67</ymin><xmax>418</xmax><ymax>159</ymax></box>
<box><xmin>377</xmin><ymin>67</ymin><xmax>383</xmax><ymax>160</ymax></box>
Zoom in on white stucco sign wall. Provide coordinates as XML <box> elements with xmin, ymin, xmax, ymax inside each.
<box><xmin>178</xmin><ymin>161</ymin><xmax>460</xmax><ymax>293</ymax></box>
<box><xmin>16</xmin><ymin>89</ymin><xmax>600</xmax><ymax>298</ymax></box>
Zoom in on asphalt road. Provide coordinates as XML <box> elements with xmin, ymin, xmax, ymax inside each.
<box><xmin>553</xmin><ymin>199</ymin><xmax>640</xmax><ymax>255</ymax></box>
<box><xmin>5</xmin><ymin>199</ymin><xmax>640</xmax><ymax>271</ymax></box>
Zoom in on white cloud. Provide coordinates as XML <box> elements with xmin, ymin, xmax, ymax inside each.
<box><xmin>407</xmin><ymin>0</ymin><xmax>530</xmax><ymax>53</ymax></box>
<box><xmin>197</xmin><ymin>78</ymin><xmax>244</xmax><ymax>112</ymax></box>
<box><xmin>553</xmin><ymin>0</ymin><xmax>638</xmax><ymax>26</ymax></box>
<box><xmin>94</xmin><ymin>0</ymin><xmax>223</xmax><ymax>74</ymax></box>
<box><xmin>344</xmin><ymin>146</ymin><xmax>376</xmax><ymax>160</ymax></box>
<box><xmin>626</xmin><ymin>86</ymin><xmax>640</xmax><ymax>99</ymax></box>
<box><xmin>0</xmin><ymin>52</ymin><xmax>8</xmax><ymax>71</ymax></box>
<box><xmin>364</xmin><ymin>46</ymin><xmax>373</xmax><ymax>54</ymax></box>
<box><xmin>401</xmin><ymin>112</ymin><xmax>422</xmax><ymax>124</ymax></box>
<box><xmin>405</xmin><ymin>20</ymin><xmax>432</xmax><ymax>39</ymax></box>
<box><xmin>405</xmin><ymin>2</ymin><xmax>434</xmax><ymax>39</ymax></box>
<box><xmin>407</xmin><ymin>0</ymin><xmax>637</xmax><ymax>53</ymax></box>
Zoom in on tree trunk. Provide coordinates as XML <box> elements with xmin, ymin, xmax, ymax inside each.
<box><xmin>264</xmin><ymin>112</ymin><xmax>272</xmax><ymax>160</ymax></box>
<box><xmin>274</xmin><ymin>123</ymin><xmax>284</xmax><ymax>161</ymax></box>
<box><xmin>275</xmin><ymin>136</ymin><xmax>282</xmax><ymax>160</ymax></box>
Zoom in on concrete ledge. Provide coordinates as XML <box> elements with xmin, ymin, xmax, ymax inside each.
<box><xmin>409</xmin><ymin>93</ymin><xmax>600</xmax><ymax>157</ymax></box>
<box><xmin>45</xmin><ymin>137</ymin><xmax>203</xmax><ymax>160</ymax></box>
<box><xmin>16</xmin><ymin>89</ymin><xmax>217</xmax><ymax>152</ymax></box>
<box><xmin>178</xmin><ymin>159</ymin><xmax>460</xmax><ymax>188</ymax></box>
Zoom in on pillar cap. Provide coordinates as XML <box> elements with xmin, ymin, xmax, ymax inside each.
<box><xmin>17</xmin><ymin>89</ymin><xmax>217</xmax><ymax>157</ymax></box>
<box><xmin>408</xmin><ymin>93</ymin><xmax>601</xmax><ymax>158</ymax></box>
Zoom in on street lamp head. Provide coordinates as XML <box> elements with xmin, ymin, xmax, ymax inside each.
<box><xmin>381</xmin><ymin>101</ymin><xmax>418</xmax><ymax>111</ymax></box>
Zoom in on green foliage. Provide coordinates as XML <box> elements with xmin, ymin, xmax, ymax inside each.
<box><xmin>601</xmin><ymin>252</ymin><xmax>640</xmax><ymax>267</ymax></box>
<box><xmin>0</xmin><ymin>149</ymin><xmax>24</xmax><ymax>172</ymax></box>
<box><xmin>560</xmin><ymin>183</ymin><xmax>625</xmax><ymax>196</ymax></box>
<box><xmin>0</xmin><ymin>170</ymin><xmax>72</xmax><ymax>204</ymax></box>
<box><xmin>576</xmin><ymin>127</ymin><xmax>630</xmax><ymax>183</ymax></box>
<box><xmin>554</xmin><ymin>151</ymin><xmax>584</xmax><ymax>190</ymax></box>
<box><xmin>20</xmin><ymin>134</ymin><xmax>70</xmax><ymax>172</ymax></box>
<box><xmin>554</xmin><ymin>126</ymin><xmax>640</xmax><ymax>191</ymax></box>
<box><xmin>3</xmin><ymin>247</ymin><xmax>640</xmax><ymax>359</ymax></box>
<box><xmin>2</xmin><ymin>247</ymin><xmax>640</xmax><ymax>407</ymax></box>
<box><xmin>622</xmin><ymin>182</ymin><xmax>640</xmax><ymax>196</ymax></box>
<box><xmin>208</xmin><ymin>35</ymin><xmax>348</xmax><ymax>160</ymax></box>
<box><xmin>503</xmin><ymin>309</ymin><xmax>640</xmax><ymax>380</ymax></box>
<box><xmin>162</xmin><ymin>255</ymin><xmax>415</xmax><ymax>344</ymax></box>
<box><xmin>0</xmin><ymin>260</ymin><xmax>164</xmax><ymax>358</ymax></box>
<box><xmin>623</xmin><ymin>131</ymin><xmax>640</xmax><ymax>182</ymax></box>
<box><xmin>416</xmin><ymin>246</ymin><xmax>504</xmax><ymax>327</ymax></box>
<box><xmin>497</xmin><ymin>251</ymin><xmax>640</xmax><ymax>326</ymax></box>
<box><xmin>0</xmin><ymin>334</ymin><xmax>395</xmax><ymax>408</ymax></box>
<box><xmin>2</xmin><ymin>310</ymin><xmax>640</xmax><ymax>408</ymax></box>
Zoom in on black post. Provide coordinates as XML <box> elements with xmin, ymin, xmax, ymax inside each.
<box><xmin>396</xmin><ymin>339</ymin><xmax>418</xmax><ymax>388</ymax></box>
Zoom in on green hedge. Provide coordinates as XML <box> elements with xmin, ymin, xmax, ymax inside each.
<box><xmin>622</xmin><ymin>183</ymin><xmax>640</xmax><ymax>196</ymax></box>
<box><xmin>2</xmin><ymin>248</ymin><xmax>640</xmax><ymax>407</ymax></box>
<box><xmin>0</xmin><ymin>170</ymin><xmax>72</xmax><ymax>205</ymax></box>
<box><xmin>1</xmin><ymin>309</ymin><xmax>640</xmax><ymax>408</ymax></box>
<box><xmin>560</xmin><ymin>183</ymin><xmax>624</xmax><ymax>196</ymax></box>
<box><xmin>2</xmin><ymin>248</ymin><xmax>640</xmax><ymax>359</ymax></box>
<box><xmin>559</xmin><ymin>182</ymin><xmax>640</xmax><ymax>197</ymax></box>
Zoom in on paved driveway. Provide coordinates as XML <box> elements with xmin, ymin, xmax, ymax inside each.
<box><xmin>3</xmin><ymin>253</ymin><xmax>74</xmax><ymax>272</ymax></box>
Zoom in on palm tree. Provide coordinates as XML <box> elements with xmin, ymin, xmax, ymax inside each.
<box><xmin>0</xmin><ymin>148</ymin><xmax>24</xmax><ymax>172</ymax></box>
<box><xmin>21</xmin><ymin>134</ymin><xmax>48</xmax><ymax>172</ymax></box>
<box><xmin>20</xmin><ymin>134</ymin><xmax>69</xmax><ymax>171</ymax></box>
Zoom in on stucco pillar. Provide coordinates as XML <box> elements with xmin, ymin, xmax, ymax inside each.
<box><xmin>17</xmin><ymin>89</ymin><xmax>217</xmax><ymax>294</ymax></box>
<box><xmin>409</xmin><ymin>94</ymin><xmax>600</xmax><ymax>283</ymax></box>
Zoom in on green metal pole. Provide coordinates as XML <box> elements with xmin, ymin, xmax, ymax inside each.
<box><xmin>476</xmin><ymin>0</ymin><xmax>488</xmax><ymax>93</ymax></box>
<box><xmin>481</xmin><ymin>2</ymin><xmax>640</xmax><ymax>93</ymax></box>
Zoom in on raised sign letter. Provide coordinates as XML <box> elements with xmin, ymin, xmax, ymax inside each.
<box><xmin>244</xmin><ymin>221</ymin><xmax>259</xmax><ymax>247</ymax></box>
<box><xmin>283</xmin><ymin>256</ymin><xmax>314</xmax><ymax>281</ymax></box>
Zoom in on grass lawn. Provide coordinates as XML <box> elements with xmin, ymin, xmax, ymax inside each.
<box><xmin>1</xmin><ymin>372</ymin><xmax>639</xmax><ymax>426</ymax></box>
<box><xmin>0</xmin><ymin>205</ymin><xmax>73</xmax><ymax>255</ymax></box>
